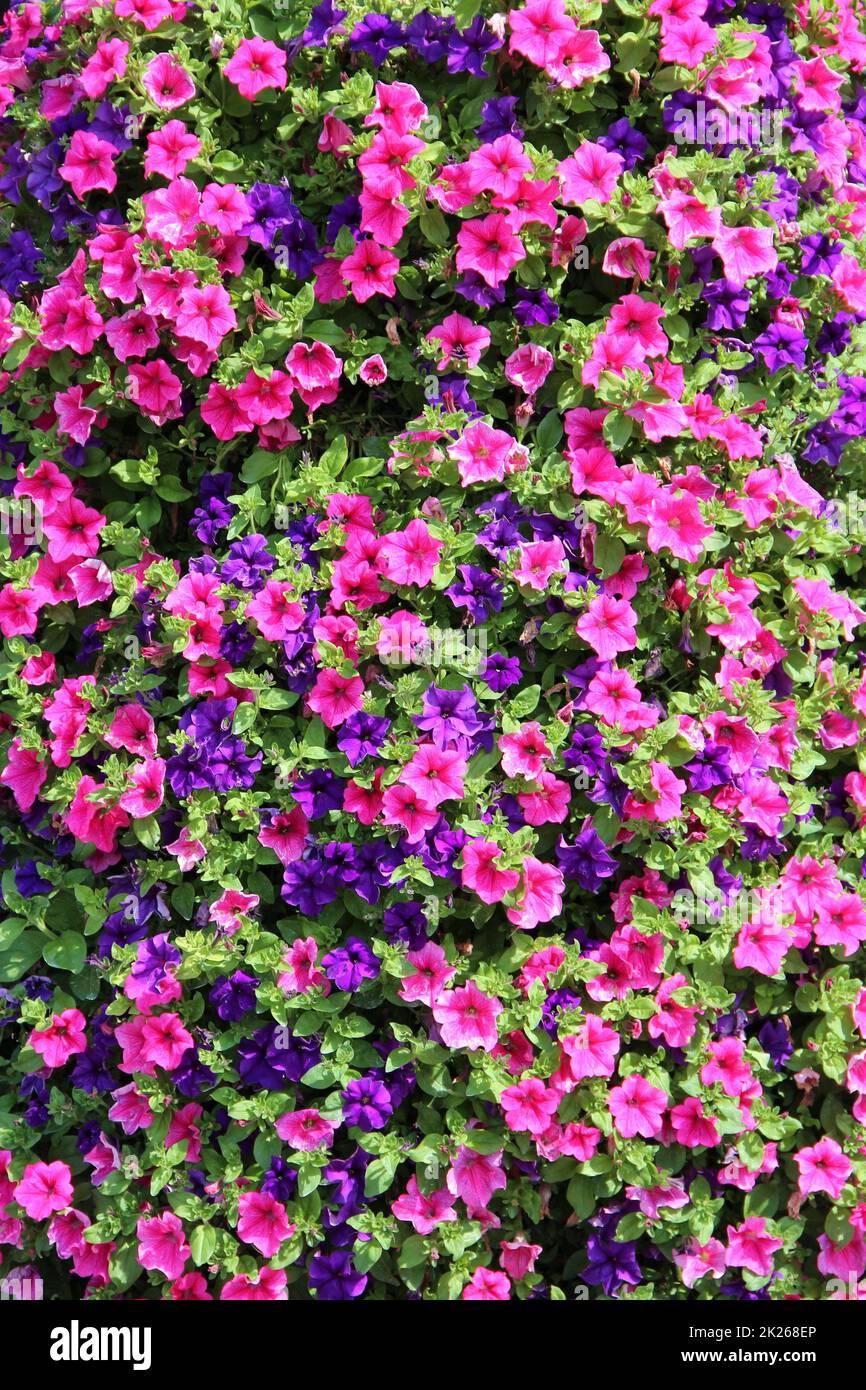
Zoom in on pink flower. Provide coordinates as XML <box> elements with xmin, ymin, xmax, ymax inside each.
<box><xmin>674</xmin><ymin>1239</ymin><xmax>727</xmax><ymax>1289</ymax></box>
<box><xmin>461</xmin><ymin>838</ymin><xmax>521</xmax><ymax>904</ymax></box>
<box><xmin>733</xmin><ymin>917</ymin><xmax>792</xmax><ymax>976</ymax></box>
<box><xmin>341</xmin><ymin>239</ymin><xmax>399</xmax><ymax>303</ymax></box>
<box><xmin>456</xmin><ymin>213</ymin><xmax>525</xmax><ymax>288</ymax></box>
<box><xmin>80</xmin><ymin>38</ymin><xmax>129</xmax><ymax>99</ymax></box>
<box><xmin>576</xmin><ymin>594</ymin><xmax>637</xmax><ymax>660</ymax></box>
<box><xmin>499</xmin><ymin>721</ymin><xmax>551</xmax><ymax>778</ymax></box>
<box><xmin>392</xmin><ymin>1176</ymin><xmax>457</xmax><ymax>1234</ymax></box>
<box><xmin>245</xmin><ymin>580</ymin><xmax>304</xmax><ymax>641</ymax></box>
<box><xmin>401</xmin><ymin>743</ymin><xmax>466</xmax><ymax>807</ymax></box>
<box><xmin>209</xmin><ymin>890</ymin><xmax>259</xmax><ymax>934</ymax></box>
<box><xmin>359</xmin><ymin>187</ymin><xmax>409</xmax><ymax>246</ymax></box>
<box><xmin>65</xmin><ymin>775</ymin><xmax>129</xmax><ymax>852</ymax></box>
<box><xmin>54</xmin><ymin>385</ymin><xmax>98</xmax><ymax>444</ymax></box>
<box><xmin>285</xmin><ymin>340</ymin><xmax>343</xmax><ymax>409</ymax></box>
<box><xmin>175</xmin><ymin>282</ymin><xmax>236</xmax><ymax>351</ymax></box>
<box><xmin>259</xmin><ymin>808</ymin><xmax>308</xmax><ymax>866</ymax></box>
<box><xmin>220</xmin><ymin>1267</ymin><xmax>288</xmax><ymax>1301</ymax></box>
<box><xmin>701</xmin><ymin>1038</ymin><xmax>753</xmax><ymax>1097</ymax></box>
<box><xmin>15</xmin><ymin>1160</ymin><xmax>74</xmax><ymax>1220</ymax></box>
<box><xmin>513</xmin><ymin>537</ymin><xmax>567</xmax><ymax>590</ymax></box>
<box><xmin>561</xmin><ymin>1013</ymin><xmax>621</xmax><ymax>1081</ymax></box>
<box><xmin>237</xmin><ymin>369</ymin><xmax>294</xmax><ymax>422</ymax></box>
<box><xmin>508</xmin><ymin>0</ymin><xmax>577</xmax><ymax>67</ymax></box>
<box><xmin>449</xmin><ymin>420</ymin><xmax>514</xmax><ymax>486</ymax></box>
<box><xmin>506</xmin><ymin>857</ymin><xmax>564</xmax><ymax>929</ymax></box>
<box><xmin>501</xmin><ymin>1078</ymin><xmax>559</xmax><ymax>1135</ymax></box>
<box><xmin>447</xmin><ymin>1146</ymin><xmax>506</xmax><ymax>1212</ymax></box>
<box><xmin>379</xmin><ymin>518</ymin><xmax>442</xmax><ymax>587</ymax></box>
<box><xmin>467</xmin><ymin>135</ymin><xmax>533</xmax><ymax>199</ymax></box>
<box><xmin>142</xmin><ymin>177</ymin><xmax>202</xmax><ymax>247</ymax></box>
<box><xmin>725</xmin><ymin>1216</ymin><xmax>782</xmax><ymax>1279</ymax></box>
<box><xmin>307</xmin><ymin>668</ymin><xmax>364</xmax><ymax>728</ymax></box>
<box><xmin>136</xmin><ymin>1212</ymin><xmax>190</xmax><ymax>1281</ymax></box>
<box><xmin>608</xmin><ymin>1073</ymin><xmax>667</xmax><ymax>1138</ymax></box>
<box><xmin>0</xmin><ymin>584</ymin><xmax>38</xmax><ymax>637</ymax></box>
<box><xmin>237</xmin><ymin>1190</ymin><xmax>294</xmax><ymax>1257</ymax></box>
<box><xmin>380</xmin><ymin>782</ymin><xmax>440</xmax><ymax>842</ymax></box>
<box><xmin>144</xmin><ymin>120</ymin><xmax>201</xmax><ymax>178</ymax></box>
<box><xmin>603</xmin><ymin>236</ymin><xmax>654</xmax><ymax>280</ymax></box>
<box><xmin>425</xmin><ymin>312</ymin><xmax>490</xmax><ymax>370</ymax></box>
<box><xmin>365</xmin><ymin>80</ymin><xmax>428</xmax><ymax>135</ymax></box>
<box><xmin>712</xmin><ymin>223</ymin><xmax>778</xmax><ymax>288</ymax></box>
<box><xmin>29</xmin><ymin>1009</ymin><xmax>87</xmax><ymax>1069</ymax></box>
<box><xmin>432</xmin><ymin>980</ymin><xmax>502</xmax><ymax>1052</ymax></box>
<box><xmin>275</xmin><ymin>1109</ymin><xmax>335</xmax><ymax>1151</ymax></box>
<box><xmin>463</xmin><ymin>1268</ymin><xmax>511</xmax><ymax>1300</ymax></box>
<box><xmin>127</xmin><ymin>359</ymin><xmax>184</xmax><ymax>424</ymax></box>
<box><xmin>504</xmin><ymin>343</ymin><xmax>554</xmax><ymax>394</ymax></box>
<box><xmin>200</xmin><ymin>383</ymin><xmax>252</xmax><ymax>440</ymax></box>
<box><xmin>223</xmin><ymin>38</ymin><xmax>287</xmax><ymax>99</ymax></box>
<box><xmin>278</xmin><ymin>936</ymin><xmax>327</xmax><ymax>995</ymax></box>
<box><xmin>658</xmin><ymin>190</ymin><xmax>721</xmax><ymax>248</ymax></box>
<box><xmin>359</xmin><ymin>353</ymin><xmax>387</xmax><ymax>385</ymax></box>
<box><xmin>119</xmin><ymin>758</ymin><xmax>166</xmax><ymax>818</ymax></box>
<box><xmin>646</xmin><ymin>491</ymin><xmax>712</xmax><ymax>562</ymax></box>
<box><xmin>795</xmin><ymin>1138</ymin><xmax>852</xmax><ymax>1200</ymax></box>
<box><xmin>140</xmin><ymin>1012</ymin><xmax>194</xmax><ymax>1070</ymax></box>
<box><xmin>59</xmin><ymin>131</ymin><xmax>117</xmax><ymax>197</ymax></box>
<box><xmin>106</xmin><ymin>703</ymin><xmax>158</xmax><ymax>757</ymax></box>
<box><xmin>398</xmin><ymin>942</ymin><xmax>456</xmax><ymax>1005</ymax></box>
<box><xmin>115</xmin><ymin>0</ymin><xmax>173</xmax><ymax>27</ymax></box>
<box><xmin>670</xmin><ymin>1096</ymin><xmax>720</xmax><ymax>1149</ymax></box>
<box><xmin>660</xmin><ymin>18</ymin><xmax>717</xmax><ymax>66</ymax></box>
<box><xmin>559</xmin><ymin>141</ymin><xmax>623</xmax><ymax>204</ymax></box>
<box><xmin>142</xmin><ymin>52</ymin><xmax>195</xmax><ymax>109</ymax></box>
<box><xmin>793</xmin><ymin>56</ymin><xmax>845</xmax><ymax>113</ymax></box>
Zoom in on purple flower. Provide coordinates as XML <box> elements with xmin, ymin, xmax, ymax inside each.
<box><xmin>480</xmin><ymin>651</ymin><xmax>521</xmax><ymax>693</ymax></box>
<box><xmin>446</xmin><ymin>565</ymin><xmax>503</xmax><ymax>623</ymax></box>
<box><xmin>349</xmin><ymin>13</ymin><xmax>405</xmax><ymax>64</ymax></box>
<box><xmin>513</xmin><ymin>287</ymin><xmax>559</xmax><ymax>326</ymax></box>
<box><xmin>752</xmin><ymin>322</ymin><xmax>808</xmax><ymax>373</ymax></box>
<box><xmin>340</xmin><ymin>1075</ymin><xmax>393</xmax><ymax>1131</ymax></box>
<box><xmin>308</xmin><ymin>1250</ymin><xmax>368</xmax><ymax>1300</ymax></box>
<box><xmin>322</xmin><ymin>936</ymin><xmax>380</xmax><ymax>992</ymax></box>
<box><xmin>447</xmin><ymin>14</ymin><xmax>502</xmax><ymax>76</ymax></box>
<box><xmin>293</xmin><ymin>768</ymin><xmax>345</xmax><ymax>818</ymax></box>
<box><xmin>210</xmin><ymin>971</ymin><xmax>259</xmax><ymax>1023</ymax></box>
<box><xmin>221</xmin><ymin>534</ymin><xmax>276</xmax><ymax>591</ymax></box>
<box><xmin>557</xmin><ymin>829</ymin><xmax>617</xmax><ymax>891</ymax></box>
<box><xmin>281</xmin><ymin>859</ymin><xmax>339</xmax><ymax>915</ymax></box>
<box><xmin>337</xmin><ymin>712</ymin><xmax>391</xmax><ymax>766</ymax></box>
<box><xmin>383</xmin><ymin>901</ymin><xmax>428</xmax><ymax>949</ymax></box>
<box><xmin>477</xmin><ymin>96</ymin><xmax>523</xmax><ymax>143</ymax></box>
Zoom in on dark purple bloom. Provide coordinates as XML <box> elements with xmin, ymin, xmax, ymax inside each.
<box><xmin>557</xmin><ymin>829</ymin><xmax>617</xmax><ymax>891</ymax></box>
<box><xmin>308</xmin><ymin>1250</ymin><xmax>368</xmax><ymax>1300</ymax></box>
<box><xmin>322</xmin><ymin>936</ymin><xmax>380</xmax><ymax>992</ymax></box>
<box><xmin>210</xmin><ymin>971</ymin><xmax>259</xmax><ymax>1022</ymax></box>
<box><xmin>349</xmin><ymin>13</ymin><xmax>405</xmax><ymax>63</ymax></box>
<box><xmin>337</xmin><ymin>712</ymin><xmax>391</xmax><ymax>766</ymax></box>
<box><xmin>340</xmin><ymin>1075</ymin><xmax>393</xmax><ymax>1130</ymax></box>
<box><xmin>481</xmin><ymin>651</ymin><xmax>521</xmax><ymax>692</ymax></box>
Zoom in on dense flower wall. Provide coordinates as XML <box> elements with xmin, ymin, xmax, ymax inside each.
<box><xmin>0</xmin><ymin>0</ymin><xmax>866</xmax><ymax>1302</ymax></box>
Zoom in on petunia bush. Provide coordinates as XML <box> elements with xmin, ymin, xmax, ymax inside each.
<box><xmin>1</xmin><ymin>0</ymin><xmax>866</xmax><ymax>1304</ymax></box>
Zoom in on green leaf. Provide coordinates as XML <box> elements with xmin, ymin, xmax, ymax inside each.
<box><xmin>0</xmin><ymin>931</ymin><xmax>46</xmax><ymax>982</ymax></box>
<box><xmin>566</xmin><ymin>1174</ymin><xmax>595</xmax><ymax>1220</ymax></box>
<box><xmin>189</xmin><ymin>1225</ymin><xmax>217</xmax><ymax>1266</ymax></box>
<box><xmin>536</xmin><ymin>409</ymin><xmax>563</xmax><ymax>454</ymax></box>
<box><xmin>42</xmin><ymin>933</ymin><xmax>87</xmax><ymax>973</ymax></box>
